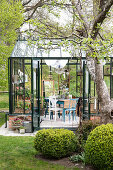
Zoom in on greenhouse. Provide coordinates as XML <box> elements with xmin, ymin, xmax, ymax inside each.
<box><xmin>8</xmin><ymin>37</ymin><xmax>113</xmax><ymax>132</ymax></box>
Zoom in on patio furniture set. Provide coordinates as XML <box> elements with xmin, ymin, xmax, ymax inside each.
<box><xmin>45</xmin><ymin>96</ymin><xmax>79</xmax><ymax>122</ymax></box>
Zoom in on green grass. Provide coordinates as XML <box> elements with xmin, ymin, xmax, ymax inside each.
<box><xmin>0</xmin><ymin>93</ymin><xmax>9</xmax><ymax>109</ymax></box>
<box><xmin>0</xmin><ymin>136</ymin><xmax>79</xmax><ymax>170</ymax></box>
<box><xmin>0</xmin><ymin>113</ymin><xmax>5</xmax><ymax>127</ymax></box>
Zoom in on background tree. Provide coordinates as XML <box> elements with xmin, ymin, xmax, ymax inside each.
<box><xmin>22</xmin><ymin>0</ymin><xmax>113</xmax><ymax>123</ymax></box>
<box><xmin>71</xmin><ymin>0</ymin><xmax>113</xmax><ymax>123</ymax></box>
<box><xmin>0</xmin><ymin>0</ymin><xmax>24</xmax><ymax>90</ymax></box>
<box><xmin>21</xmin><ymin>0</ymin><xmax>70</xmax><ymax>38</ymax></box>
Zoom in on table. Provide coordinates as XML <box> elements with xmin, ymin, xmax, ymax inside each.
<box><xmin>57</xmin><ymin>98</ymin><xmax>79</xmax><ymax>122</ymax></box>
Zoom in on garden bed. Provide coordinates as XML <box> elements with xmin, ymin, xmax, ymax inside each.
<box><xmin>35</xmin><ymin>154</ymin><xmax>94</xmax><ymax>170</ymax></box>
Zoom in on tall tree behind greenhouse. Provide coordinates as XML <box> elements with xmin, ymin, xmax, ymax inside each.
<box><xmin>0</xmin><ymin>0</ymin><xmax>24</xmax><ymax>90</ymax></box>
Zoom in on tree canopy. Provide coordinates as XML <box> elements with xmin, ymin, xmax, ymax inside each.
<box><xmin>22</xmin><ymin>0</ymin><xmax>113</xmax><ymax>123</ymax></box>
<box><xmin>0</xmin><ymin>0</ymin><xmax>24</xmax><ymax>90</ymax></box>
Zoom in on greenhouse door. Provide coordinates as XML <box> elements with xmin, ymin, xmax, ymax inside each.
<box><xmin>31</xmin><ymin>59</ymin><xmax>40</xmax><ymax>131</ymax></box>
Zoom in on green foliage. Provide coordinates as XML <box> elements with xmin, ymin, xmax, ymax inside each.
<box><xmin>20</xmin><ymin>126</ymin><xmax>25</xmax><ymax>129</ymax></box>
<box><xmin>0</xmin><ymin>101</ymin><xmax>9</xmax><ymax>109</ymax></box>
<box><xmin>17</xmin><ymin>87</ymin><xmax>30</xmax><ymax>98</ymax></box>
<box><xmin>77</xmin><ymin>120</ymin><xmax>100</xmax><ymax>150</ymax></box>
<box><xmin>85</xmin><ymin>123</ymin><xmax>113</xmax><ymax>170</ymax></box>
<box><xmin>0</xmin><ymin>112</ymin><xmax>5</xmax><ymax>127</ymax></box>
<box><xmin>0</xmin><ymin>0</ymin><xmax>24</xmax><ymax>90</ymax></box>
<box><xmin>70</xmin><ymin>152</ymin><xmax>85</xmax><ymax>164</ymax></box>
<box><xmin>0</xmin><ymin>93</ymin><xmax>9</xmax><ymax>109</ymax></box>
<box><xmin>81</xmin><ymin>35</ymin><xmax>113</xmax><ymax>60</ymax></box>
<box><xmin>34</xmin><ymin>129</ymin><xmax>78</xmax><ymax>158</ymax></box>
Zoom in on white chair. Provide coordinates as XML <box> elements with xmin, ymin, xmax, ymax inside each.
<box><xmin>49</xmin><ymin>96</ymin><xmax>63</xmax><ymax>121</ymax></box>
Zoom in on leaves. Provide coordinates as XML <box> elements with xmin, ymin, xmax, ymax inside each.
<box><xmin>70</xmin><ymin>152</ymin><xmax>85</xmax><ymax>164</ymax></box>
<box><xmin>0</xmin><ymin>0</ymin><xmax>24</xmax><ymax>90</ymax></box>
<box><xmin>34</xmin><ymin>129</ymin><xmax>78</xmax><ymax>158</ymax></box>
<box><xmin>85</xmin><ymin>124</ymin><xmax>113</xmax><ymax>169</ymax></box>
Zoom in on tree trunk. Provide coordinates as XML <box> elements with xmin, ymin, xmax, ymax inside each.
<box><xmin>95</xmin><ymin>61</ymin><xmax>113</xmax><ymax>123</ymax></box>
<box><xmin>86</xmin><ymin>0</ymin><xmax>113</xmax><ymax>124</ymax></box>
<box><xmin>87</xmin><ymin>56</ymin><xmax>113</xmax><ymax>124</ymax></box>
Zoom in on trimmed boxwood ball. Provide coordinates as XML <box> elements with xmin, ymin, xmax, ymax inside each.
<box><xmin>85</xmin><ymin>123</ymin><xmax>113</xmax><ymax>170</ymax></box>
<box><xmin>34</xmin><ymin>129</ymin><xmax>78</xmax><ymax>158</ymax></box>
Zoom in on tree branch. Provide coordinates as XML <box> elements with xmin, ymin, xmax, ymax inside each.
<box><xmin>44</xmin><ymin>2</ymin><xmax>72</xmax><ymax>8</ymax></box>
<box><xmin>24</xmin><ymin>0</ymin><xmax>45</xmax><ymax>12</ymax></box>
<box><xmin>100</xmin><ymin>0</ymin><xmax>107</xmax><ymax>10</ymax></box>
<box><xmin>91</xmin><ymin>0</ymin><xmax>113</xmax><ymax>39</ymax></box>
<box><xmin>22</xmin><ymin>0</ymin><xmax>32</xmax><ymax>6</ymax></box>
<box><xmin>71</xmin><ymin>0</ymin><xmax>89</xmax><ymax>37</ymax></box>
<box><xmin>24</xmin><ymin>8</ymin><xmax>38</xmax><ymax>21</ymax></box>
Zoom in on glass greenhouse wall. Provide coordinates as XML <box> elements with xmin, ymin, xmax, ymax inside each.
<box><xmin>8</xmin><ymin>39</ymin><xmax>113</xmax><ymax>132</ymax></box>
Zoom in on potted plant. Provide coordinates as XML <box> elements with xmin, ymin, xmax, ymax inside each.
<box><xmin>25</xmin><ymin>88</ymin><xmax>30</xmax><ymax>100</ymax></box>
<box><xmin>12</xmin><ymin>118</ymin><xmax>23</xmax><ymax>127</ymax></box>
<box><xmin>19</xmin><ymin>126</ymin><xmax>25</xmax><ymax>134</ymax></box>
<box><xmin>16</xmin><ymin>87</ymin><xmax>23</xmax><ymax>99</ymax></box>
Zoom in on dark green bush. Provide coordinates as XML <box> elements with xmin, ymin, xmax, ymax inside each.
<box><xmin>34</xmin><ymin>129</ymin><xmax>78</xmax><ymax>158</ymax></box>
<box><xmin>85</xmin><ymin>123</ymin><xmax>113</xmax><ymax>170</ymax></box>
<box><xmin>77</xmin><ymin>120</ymin><xmax>100</xmax><ymax>141</ymax></box>
<box><xmin>77</xmin><ymin>120</ymin><xmax>100</xmax><ymax>150</ymax></box>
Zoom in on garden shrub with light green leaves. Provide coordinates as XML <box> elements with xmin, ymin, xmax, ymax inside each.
<box><xmin>85</xmin><ymin>123</ymin><xmax>113</xmax><ymax>170</ymax></box>
<box><xmin>34</xmin><ymin>129</ymin><xmax>78</xmax><ymax>158</ymax></box>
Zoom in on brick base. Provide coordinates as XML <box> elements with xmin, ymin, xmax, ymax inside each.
<box><xmin>90</xmin><ymin>116</ymin><xmax>100</xmax><ymax>123</ymax></box>
<box><xmin>9</xmin><ymin>115</ymin><xmax>32</xmax><ymax>129</ymax></box>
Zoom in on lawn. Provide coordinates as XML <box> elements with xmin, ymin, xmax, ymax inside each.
<box><xmin>0</xmin><ymin>94</ymin><xmax>79</xmax><ymax>169</ymax></box>
<box><xmin>0</xmin><ymin>93</ymin><xmax>9</xmax><ymax>109</ymax></box>
<box><xmin>0</xmin><ymin>112</ymin><xmax>5</xmax><ymax>127</ymax></box>
<box><xmin>0</xmin><ymin>93</ymin><xmax>79</xmax><ymax>170</ymax></box>
<box><xmin>0</xmin><ymin>93</ymin><xmax>8</xmax><ymax>128</ymax></box>
<box><xmin>0</xmin><ymin>136</ymin><xmax>79</xmax><ymax>170</ymax></box>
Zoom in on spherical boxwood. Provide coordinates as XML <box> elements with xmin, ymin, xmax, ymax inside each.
<box><xmin>85</xmin><ymin>123</ymin><xmax>113</xmax><ymax>170</ymax></box>
<box><xmin>34</xmin><ymin>129</ymin><xmax>78</xmax><ymax>158</ymax></box>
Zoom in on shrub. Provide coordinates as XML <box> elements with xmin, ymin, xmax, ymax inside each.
<box><xmin>77</xmin><ymin>120</ymin><xmax>100</xmax><ymax>150</ymax></box>
<box><xmin>34</xmin><ymin>129</ymin><xmax>78</xmax><ymax>158</ymax></box>
<box><xmin>70</xmin><ymin>152</ymin><xmax>85</xmax><ymax>164</ymax></box>
<box><xmin>85</xmin><ymin>123</ymin><xmax>113</xmax><ymax>170</ymax></box>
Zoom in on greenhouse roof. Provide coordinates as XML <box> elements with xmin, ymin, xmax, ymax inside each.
<box><xmin>11</xmin><ymin>38</ymin><xmax>74</xmax><ymax>59</ymax></box>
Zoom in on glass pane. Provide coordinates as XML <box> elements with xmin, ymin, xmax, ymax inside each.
<box><xmin>25</xmin><ymin>60</ymin><xmax>31</xmax><ymax>114</ymax></box>
<box><xmin>104</xmin><ymin>76</ymin><xmax>110</xmax><ymax>94</ymax></box>
<box><xmin>11</xmin><ymin>59</ymin><xmax>32</xmax><ymax>114</ymax></box>
<box><xmin>12</xmin><ymin>59</ymin><xmax>24</xmax><ymax>114</ymax></box>
<box><xmin>104</xmin><ymin>65</ymin><xmax>110</xmax><ymax>75</ymax></box>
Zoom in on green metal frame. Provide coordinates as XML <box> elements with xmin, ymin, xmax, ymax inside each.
<box><xmin>83</xmin><ymin>61</ymin><xmax>85</xmax><ymax>119</ymax></box>
<box><xmin>8</xmin><ymin>40</ymin><xmax>113</xmax><ymax>131</ymax></box>
<box><xmin>31</xmin><ymin>58</ymin><xmax>34</xmax><ymax>132</ymax></box>
<box><xmin>110</xmin><ymin>58</ymin><xmax>113</xmax><ymax>98</ymax></box>
<box><xmin>88</xmin><ymin>73</ymin><xmax>91</xmax><ymax>120</ymax></box>
<box><xmin>37</xmin><ymin>60</ymin><xmax>40</xmax><ymax>127</ymax></box>
<box><xmin>8</xmin><ymin>57</ymin><xmax>93</xmax><ymax>131</ymax></box>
